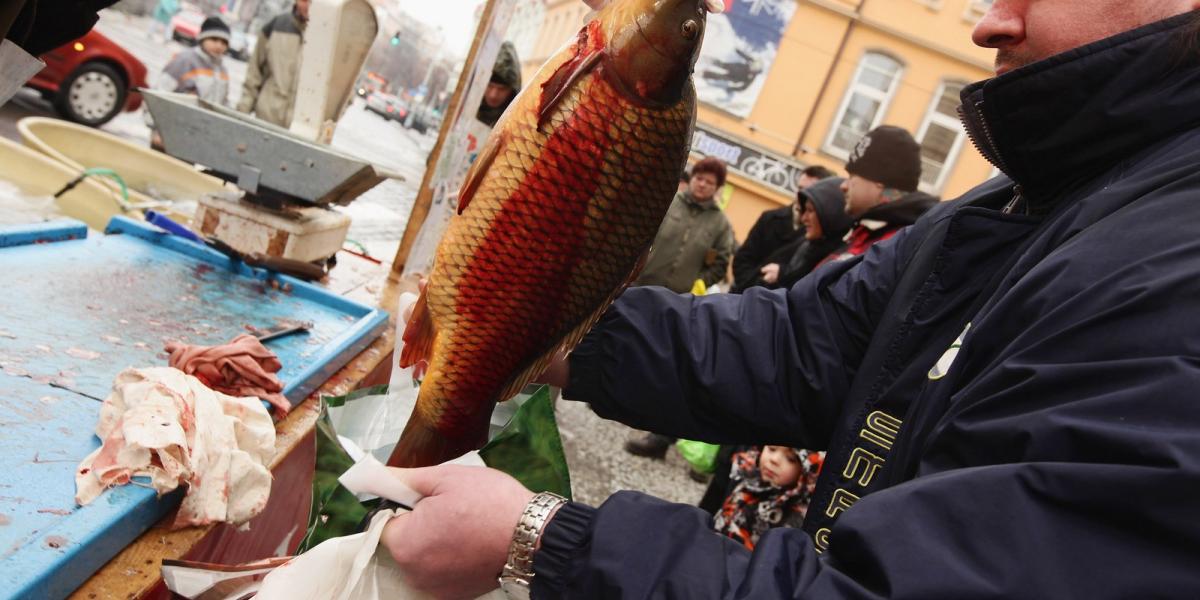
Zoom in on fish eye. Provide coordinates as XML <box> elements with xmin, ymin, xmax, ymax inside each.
<box><xmin>681</xmin><ymin>19</ymin><xmax>699</xmax><ymax>40</ymax></box>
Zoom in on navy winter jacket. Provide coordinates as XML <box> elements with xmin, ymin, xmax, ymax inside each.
<box><xmin>532</xmin><ymin>13</ymin><xmax>1200</xmax><ymax>599</ymax></box>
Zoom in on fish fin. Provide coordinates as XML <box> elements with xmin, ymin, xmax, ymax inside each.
<box><xmin>494</xmin><ymin>351</ymin><xmax>559</xmax><ymax>404</ymax></box>
<box><xmin>398</xmin><ymin>288</ymin><xmax>435</xmax><ymax>381</ymax></box>
<box><xmin>458</xmin><ymin>133</ymin><xmax>503</xmax><ymax>215</ymax></box>
<box><xmin>555</xmin><ymin>246</ymin><xmax>652</xmax><ymax>353</ymax></box>
<box><xmin>493</xmin><ymin>248</ymin><xmax>651</xmax><ymax>403</ymax></box>
<box><xmin>537</xmin><ymin>22</ymin><xmax>604</xmax><ymax>131</ymax></box>
<box><xmin>386</xmin><ymin>401</ymin><xmax>491</xmax><ymax>468</ymax></box>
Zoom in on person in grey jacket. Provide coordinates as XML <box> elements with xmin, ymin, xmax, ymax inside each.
<box><xmin>237</xmin><ymin>0</ymin><xmax>307</xmax><ymax>127</ymax></box>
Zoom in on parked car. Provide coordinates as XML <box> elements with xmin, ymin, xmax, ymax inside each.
<box><xmin>170</xmin><ymin>9</ymin><xmax>250</xmax><ymax>60</ymax></box>
<box><xmin>26</xmin><ymin>29</ymin><xmax>149</xmax><ymax>127</ymax></box>
<box><xmin>404</xmin><ymin>103</ymin><xmax>443</xmax><ymax>135</ymax></box>
<box><xmin>355</xmin><ymin>71</ymin><xmax>388</xmax><ymax>97</ymax></box>
<box><xmin>364</xmin><ymin>92</ymin><xmax>408</xmax><ymax>122</ymax></box>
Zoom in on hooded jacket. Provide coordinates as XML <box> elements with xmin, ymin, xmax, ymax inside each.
<box><xmin>476</xmin><ymin>41</ymin><xmax>522</xmax><ymax>127</ymax></box>
<box><xmin>532</xmin><ymin>13</ymin><xmax>1200</xmax><ymax>599</ymax></box>
<box><xmin>237</xmin><ymin>11</ymin><xmax>305</xmax><ymax>128</ymax></box>
<box><xmin>775</xmin><ymin>177</ymin><xmax>853</xmax><ymax>289</ymax></box>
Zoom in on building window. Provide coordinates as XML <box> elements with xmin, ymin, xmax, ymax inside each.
<box><xmin>916</xmin><ymin>80</ymin><xmax>967</xmax><ymax>193</ymax></box>
<box><xmin>962</xmin><ymin>0</ymin><xmax>993</xmax><ymax>22</ymax></box>
<box><xmin>824</xmin><ymin>52</ymin><xmax>904</xmax><ymax>158</ymax></box>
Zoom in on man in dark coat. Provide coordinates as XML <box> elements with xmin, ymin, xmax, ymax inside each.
<box><xmin>732</xmin><ymin>165</ymin><xmax>835</xmax><ymax>293</ymax></box>
<box><xmin>380</xmin><ymin>4</ymin><xmax>1200</xmax><ymax>599</ymax></box>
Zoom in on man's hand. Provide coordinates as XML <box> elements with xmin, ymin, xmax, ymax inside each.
<box><xmin>381</xmin><ymin>465</ymin><xmax>535</xmax><ymax>600</ymax></box>
<box><xmin>761</xmin><ymin>263</ymin><xmax>780</xmax><ymax>284</ymax></box>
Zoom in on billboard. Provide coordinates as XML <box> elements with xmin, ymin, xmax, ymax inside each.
<box><xmin>695</xmin><ymin>0</ymin><xmax>796</xmax><ymax>118</ymax></box>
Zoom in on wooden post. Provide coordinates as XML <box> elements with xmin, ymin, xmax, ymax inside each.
<box><xmin>390</xmin><ymin>0</ymin><xmax>501</xmax><ymax>275</ymax></box>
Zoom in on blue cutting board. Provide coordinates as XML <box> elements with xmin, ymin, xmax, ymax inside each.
<box><xmin>0</xmin><ymin>217</ymin><xmax>389</xmax><ymax>599</ymax></box>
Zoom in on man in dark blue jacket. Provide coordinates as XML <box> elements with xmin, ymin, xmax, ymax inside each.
<box><xmin>381</xmin><ymin>2</ymin><xmax>1200</xmax><ymax>598</ymax></box>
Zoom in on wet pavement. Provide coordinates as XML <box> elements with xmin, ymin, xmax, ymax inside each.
<box><xmin>556</xmin><ymin>398</ymin><xmax>709</xmax><ymax>507</ymax></box>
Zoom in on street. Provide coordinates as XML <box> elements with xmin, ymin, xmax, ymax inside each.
<box><xmin>0</xmin><ymin>9</ymin><xmax>432</xmax><ymax>262</ymax></box>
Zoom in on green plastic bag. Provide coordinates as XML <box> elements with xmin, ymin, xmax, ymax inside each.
<box><xmin>479</xmin><ymin>385</ymin><xmax>572</xmax><ymax>499</ymax></box>
<box><xmin>298</xmin><ymin>384</ymin><xmax>571</xmax><ymax>551</ymax></box>
<box><xmin>676</xmin><ymin>438</ymin><xmax>720</xmax><ymax>474</ymax></box>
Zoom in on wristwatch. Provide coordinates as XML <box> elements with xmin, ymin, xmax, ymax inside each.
<box><xmin>498</xmin><ymin>491</ymin><xmax>567</xmax><ymax>600</ymax></box>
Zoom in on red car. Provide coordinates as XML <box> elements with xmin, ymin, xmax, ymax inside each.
<box><xmin>26</xmin><ymin>29</ymin><xmax>149</xmax><ymax>127</ymax></box>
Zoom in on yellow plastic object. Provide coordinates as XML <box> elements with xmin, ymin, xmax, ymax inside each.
<box><xmin>691</xmin><ymin>279</ymin><xmax>708</xmax><ymax>296</ymax></box>
<box><xmin>0</xmin><ymin>136</ymin><xmax>128</xmax><ymax>230</ymax></box>
<box><xmin>16</xmin><ymin>116</ymin><xmax>232</xmax><ymax>207</ymax></box>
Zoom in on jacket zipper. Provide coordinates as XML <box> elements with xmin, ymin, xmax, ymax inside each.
<box><xmin>959</xmin><ymin>98</ymin><xmax>1025</xmax><ymax>214</ymax></box>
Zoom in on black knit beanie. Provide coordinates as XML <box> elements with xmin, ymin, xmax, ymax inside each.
<box><xmin>844</xmin><ymin>126</ymin><xmax>922</xmax><ymax>192</ymax></box>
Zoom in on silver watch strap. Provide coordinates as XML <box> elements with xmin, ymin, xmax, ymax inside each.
<box><xmin>500</xmin><ymin>491</ymin><xmax>567</xmax><ymax>584</ymax></box>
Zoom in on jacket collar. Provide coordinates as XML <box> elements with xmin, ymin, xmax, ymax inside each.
<box><xmin>680</xmin><ymin>191</ymin><xmax>720</xmax><ymax>211</ymax></box>
<box><xmin>959</xmin><ymin>12</ymin><xmax>1200</xmax><ymax>208</ymax></box>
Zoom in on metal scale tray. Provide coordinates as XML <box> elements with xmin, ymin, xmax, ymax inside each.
<box><xmin>141</xmin><ymin>89</ymin><xmax>403</xmax><ymax>206</ymax></box>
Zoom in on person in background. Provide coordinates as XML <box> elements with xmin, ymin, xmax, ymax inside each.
<box><xmin>623</xmin><ymin>156</ymin><xmax>735</xmax><ymax>459</ymax></box>
<box><xmin>476</xmin><ymin>41</ymin><xmax>522</xmax><ymax>127</ymax></box>
<box><xmin>765</xmin><ymin>177</ymin><xmax>855</xmax><ymax>290</ymax></box>
<box><xmin>237</xmin><ymin>0</ymin><xmax>308</xmax><ymax>128</ymax></box>
<box><xmin>146</xmin><ymin>16</ymin><xmax>230</xmax><ymax>151</ymax></box>
<box><xmin>825</xmin><ymin>126</ymin><xmax>937</xmax><ymax>264</ymax></box>
<box><xmin>732</xmin><ymin>164</ymin><xmax>835</xmax><ymax>293</ymax></box>
<box><xmin>712</xmin><ymin>446</ymin><xmax>822</xmax><ymax>550</ymax></box>
<box><xmin>149</xmin><ymin>0</ymin><xmax>179</xmax><ymax>43</ymax></box>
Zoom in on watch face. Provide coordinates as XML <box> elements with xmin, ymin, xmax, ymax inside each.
<box><xmin>500</xmin><ymin>578</ymin><xmax>532</xmax><ymax>600</ymax></box>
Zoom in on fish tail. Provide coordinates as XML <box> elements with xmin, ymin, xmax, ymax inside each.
<box><xmin>386</xmin><ymin>401</ymin><xmax>491</xmax><ymax>468</ymax></box>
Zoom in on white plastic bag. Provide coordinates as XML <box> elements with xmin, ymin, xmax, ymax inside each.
<box><xmin>326</xmin><ymin>292</ymin><xmax>421</xmax><ymax>462</ymax></box>
<box><xmin>252</xmin><ymin>451</ymin><xmax>505</xmax><ymax>600</ymax></box>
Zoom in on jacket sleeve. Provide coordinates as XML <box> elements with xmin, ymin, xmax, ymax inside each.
<box><xmin>732</xmin><ymin>216</ymin><xmax>770</xmax><ymax>290</ymax></box>
<box><xmin>699</xmin><ymin>223</ymin><xmax>736</xmax><ymax>288</ymax></box>
<box><xmin>236</xmin><ymin>30</ymin><xmax>270</xmax><ymax>113</ymax></box>
<box><xmin>537</xmin><ymin>218</ymin><xmax>1200</xmax><ymax>598</ymax></box>
<box><xmin>565</xmin><ymin>227</ymin><xmax>913</xmax><ymax>448</ymax></box>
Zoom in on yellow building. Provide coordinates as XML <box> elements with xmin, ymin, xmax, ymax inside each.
<box><xmin>522</xmin><ymin>0</ymin><xmax>997</xmax><ymax>239</ymax></box>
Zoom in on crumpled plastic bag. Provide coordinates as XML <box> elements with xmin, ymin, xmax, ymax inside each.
<box><xmin>75</xmin><ymin>366</ymin><xmax>276</xmax><ymax>528</ymax></box>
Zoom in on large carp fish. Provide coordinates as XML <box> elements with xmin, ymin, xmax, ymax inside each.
<box><xmin>389</xmin><ymin>0</ymin><xmax>712</xmax><ymax>468</ymax></box>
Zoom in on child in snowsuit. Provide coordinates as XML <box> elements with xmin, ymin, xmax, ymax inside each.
<box><xmin>712</xmin><ymin>445</ymin><xmax>823</xmax><ymax>549</ymax></box>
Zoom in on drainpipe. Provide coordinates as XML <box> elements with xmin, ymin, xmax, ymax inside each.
<box><xmin>792</xmin><ymin>0</ymin><xmax>866</xmax><ymax>158</ymax></box>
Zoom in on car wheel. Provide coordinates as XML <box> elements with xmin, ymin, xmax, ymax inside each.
<box><xmin>54</xmin><ymin>62</ymin><xmax>127</xmax><ymax>127</ymax></box>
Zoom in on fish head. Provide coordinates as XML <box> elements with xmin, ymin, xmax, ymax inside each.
<box><xmin>599</xmin><ymin>0</ymin><xmax>710</xmax><ymax>106</ymax></box>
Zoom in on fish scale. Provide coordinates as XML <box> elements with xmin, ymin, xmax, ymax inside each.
<box><xmin>389</xmin><ymin>0</ymin><xmax>706</xmax><ymax>467</ymax></box>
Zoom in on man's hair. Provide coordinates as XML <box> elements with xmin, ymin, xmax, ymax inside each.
<box><xmin>691</xmin><ymin>157</ymin><xmax>727</xmax><ymax>188</ymax></box>
<box><xmin>802</xmin><ymin>165</ymin><xmax>835</xmax><ymax>180</ymax></box>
